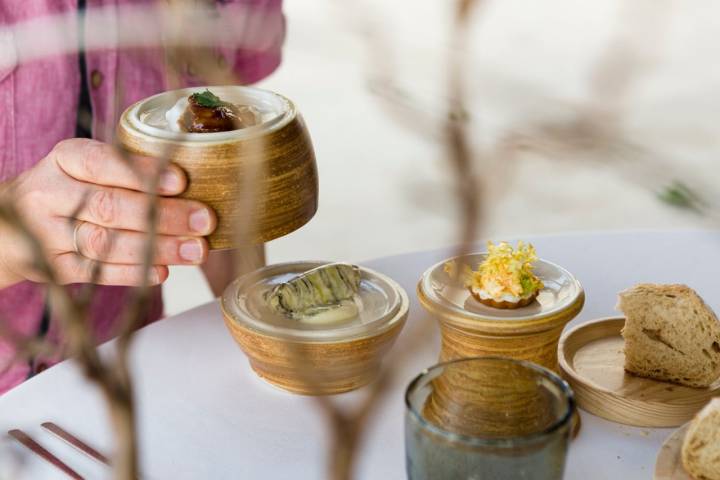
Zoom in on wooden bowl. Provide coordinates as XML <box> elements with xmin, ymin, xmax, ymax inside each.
<box><xmin>558</xmin><ymin>317</ymin><xmax>720</xmax><ymax>427</ymax></box>
<box><xmin>417</xmin><ymin>254</ymin><xmax>585</xmax><ymax>373</ymax></box>
<box><xmin>118</xmin><ymin>86</ymin><xmax>318</xmax><ymax>250</ymax></box>
<box><xmin>420</xmin><ymin>357</ymin><xmax>573</xmax><ymax>438</ymax></box>
<box><xmin>220</xmin><ymin>261</ymin><xmax>409</xmax><ymax>395</ymax></box>
<box><xmin>405</xmin><ymin>359</ymin><xmax>575</xmax><ymax>480</ymax></box>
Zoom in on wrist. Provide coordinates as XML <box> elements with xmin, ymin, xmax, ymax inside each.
<box><xmin>0</xmin><ymin>180</ymin><xmax>31</xmax><ymax>289</ymax></box>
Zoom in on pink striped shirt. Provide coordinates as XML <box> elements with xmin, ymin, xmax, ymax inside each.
<box><xmin>0</xmin><ymin>0</ymin><xmax>284</xmax><ymax>394</ymax></box>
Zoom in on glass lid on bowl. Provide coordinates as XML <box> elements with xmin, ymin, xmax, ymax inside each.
<box><xmin>222</xmin><ymin>261</ymin><xmax>408</xmax><ymax>342</ymax></box>
<box><xmin>418</xmin><ymin>253</ymin><xmax>583</xmax><ymax>322</ymax></box>
<box><xmin>124</xmin><ymin>85</ymin><xmax>293</xmax><ymax>142</ymax></box>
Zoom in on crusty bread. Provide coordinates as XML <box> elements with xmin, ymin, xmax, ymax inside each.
<box><xmin>617</xmin><ymin>284</ymin><xmax>720</xmax><ymax>388</ymax></box>
<box><xmin>682</xmin><ymin>398</ymin><xmax>720</xmax><ymax>480</ymax></box>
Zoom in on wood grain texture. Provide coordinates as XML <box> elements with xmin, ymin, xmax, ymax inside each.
<box><xmin>422</xmin><ymin>359</ymin><xmax>567</xmax><ymax>438</ymax></box>
<box><xmin>220</xmin><ymin>311</ymin><xmax>408</xmax><ymax>395</ymax></box>
<box><xmin>655</xmin><ymin>424</ymin><xmax>693</xmax><ymax>480</ymax></box>
<box><xmin>558</xmin><ymin>317</ymin><xmax>720</xmax><ymax>427</ymax></box>
<box><xmin>437</xmin><ymin>321</ymin><xmax>567</xmax><ymax>372</ymax></box>
<box><xmin>419</xmin><ymin>286</ymin><xmax>584</xmax><ymax>373</ymax></box>
<box><xmin>118</xmin><ymin>96</ymin><xmax>318</xmax><ymax>250</ymax></box>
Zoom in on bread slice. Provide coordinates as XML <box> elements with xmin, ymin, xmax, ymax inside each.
<box><xmin>617</xmin><ymin>284</ymin><xmax>720</xmax><ymax>388</ymax></box>
<box><xmin>682</xmin><ymin>398</ymin><xmax>720</xmax><ymax>480</ymax></box>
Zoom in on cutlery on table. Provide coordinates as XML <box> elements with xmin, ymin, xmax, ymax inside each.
<box><xmin>41</xmin><ymin>422</ymin><xmax>110</xmax><ymax>466</ymax></box>
<box><xmin>7</xmin><ymin>428</ymin><xmax>84</xmax><ymax>480</ymax></box>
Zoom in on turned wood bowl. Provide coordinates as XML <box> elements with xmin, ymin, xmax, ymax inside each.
<box><xmin>118</xmin><ymin>86</ymin><xmax>318</xmax><ymax>250</ymax></box>
<box><xmin>558</xmin><ymin>317</ymin><xmax>720</xmax><ymax>427</ymax></box>
<box><xmin>221</xmin><ymin>261</ymin><xmax>409</xmax><ymax>395</ymax></box>
<box><xmin>422</xmin><ymin>358</ymin><xmax>566</xmax><ymax>438</ymax></box>
<box><xmin>417</xmin><ymin>253</ymin><xmax>585</xmax><ymax>373</ymax></box>
<box><xmin>406</xmin><ymin>357</ymin><xmax>576</xmax><ymax>448</ymax></box>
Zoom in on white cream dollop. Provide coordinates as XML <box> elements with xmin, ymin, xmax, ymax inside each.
<box><xmin>472</xmin><ymin>288</ymin><xmax>534</xmax><ymax>303</ymax></box>
<box><xmin>164</xmin><ymin>97</ymin><xmax>189</xmax><ymax>132</ymax></box>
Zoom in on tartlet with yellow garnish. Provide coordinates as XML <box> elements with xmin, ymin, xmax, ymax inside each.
<box><xmin>420</xmin><ymin>242</ymin><xmax>585</xmax><ymax>372</ymax></box>
<box><xmin>472</xmin><ymin>241</ymin><xmax>544</xmax><ymax>309</ymax></box>
<box><xmin>446</xmin><ymin>241</ymin><xmax>544</xmax><ymax>310</ymax></box>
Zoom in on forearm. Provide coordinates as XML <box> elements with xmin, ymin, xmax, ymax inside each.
<box><xmin>201</xmin><ymin>244</ymin><xmax>266</xmax><ymax>297</ymax></box>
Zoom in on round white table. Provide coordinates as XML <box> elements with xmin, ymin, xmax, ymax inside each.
<box><xmin>1</xmin><ymin>230</ymin><xmax>718</xmax><ymax>479</ymax></box>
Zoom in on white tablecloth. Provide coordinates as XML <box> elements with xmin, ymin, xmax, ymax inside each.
<box><xmin>1</xmin><ymin>230</ymin><xmax>719</xmax><ymax>479</ymax></box>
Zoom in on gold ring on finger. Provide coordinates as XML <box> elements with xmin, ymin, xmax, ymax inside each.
<box><xmin>72</xmin><ymin>220</ymin><xmax>85</xmax><ymax>255</ymax></box>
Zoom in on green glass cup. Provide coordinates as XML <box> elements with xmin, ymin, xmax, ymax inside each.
<box><xmin>405</xmin><ymin>357</ymin><xmax>575</xmax><ymax>480</ymax></box>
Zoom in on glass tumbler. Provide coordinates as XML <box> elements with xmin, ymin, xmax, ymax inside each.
<box><xmin>405</xmin><ymin>357</ymin><xmax>575</xmax><ymax>480</ymax></box>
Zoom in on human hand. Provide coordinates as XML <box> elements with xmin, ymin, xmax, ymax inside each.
<box><xmin>0</xmin><ymin>138</ymin><xmax>216</xmax><ymax>287</ymax></box>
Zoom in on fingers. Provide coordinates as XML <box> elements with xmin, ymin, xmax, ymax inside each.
<box><xmin>47</xmin><ymin>138</ymin><xmax>216</xmax><ymax>236</ymax></box>
<box><xmin>52</xmin><ymin>253</ymin><xmax>169</xmax><ymax>286</ymax></box>
<box><xmin>67</xmin><ymin>185</ymin><xmax>216</xmax><ymax>236</ymax></box>
<box><xmin>52</xmin><ymin>138</ymin><xmax>187</xmax><ymax>195</ymax></box>
<box><xmin>73</xmin><ymin>222</ymin><xmax>208</xmax><ymax>265</ymax></box>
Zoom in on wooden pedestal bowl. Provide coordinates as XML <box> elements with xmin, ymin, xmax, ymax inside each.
<box><xmin>406</xmin><ymin>357</ymin><xmax>576</xmax><ymax>458</ymax></box>
<box><xmin>221</xmin><ymin>261</ymin><xmax>409</xmax><ymax>395</ymax></box>
<box><xmin>118</xmin><ymin>86</ymin><xmax>318</xmax><ymax>250</ymax></box>
<box><xmin>422</xmin><ymin>358</ymin><xmax>563</xmax><ymax>438</ymax></box>
<box><xmin>418</xmin><ymin>253</ymin><xmax>585</xmax><ymax>374</ymax></box>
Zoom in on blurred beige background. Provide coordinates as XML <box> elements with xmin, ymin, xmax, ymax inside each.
<box><xmin>164</xmin><ymin>0</ymin><xmax>720</xmax><ymax>315</ymax></box>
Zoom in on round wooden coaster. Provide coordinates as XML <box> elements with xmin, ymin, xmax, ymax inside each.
<box><xmin>558</xmin><ymin>317</ymin><xmax>720</xmax><ymax>427</ymax></box>
<box><xmin>655</xmin><ymin>424</ymin><xmax>692</xmax><ymax>480</ymax></box>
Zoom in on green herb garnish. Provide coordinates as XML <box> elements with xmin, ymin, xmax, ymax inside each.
<box><xmin>520</xmin><ymin>275</ymin><xmax>535</xmax><ymax>296</ymax></box>
<box><xmin>657</xmin><ymin>181</ymin><xmax>704</xmax><ymax>213</ymax></box>
<box><xmin>190</xmin><ymin>89</ymin><xmax>228</xmax><ymax>108</ymax></box>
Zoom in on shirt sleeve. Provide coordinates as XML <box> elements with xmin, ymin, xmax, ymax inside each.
<box><xmin>213</xmin><ymin>0</ymin><xmax>285</xmax><ymax>84</ymax></box>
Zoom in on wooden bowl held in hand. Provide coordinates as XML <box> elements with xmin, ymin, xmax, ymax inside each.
<box><xmin>118</xmin><ymin>86</ymin><xmax>318</xmax><ymax>250</ymax></box>
<box><xmin>221</xmin><ymin>262</ymin><xmax>409</xmax><ymax>395</ymax></box>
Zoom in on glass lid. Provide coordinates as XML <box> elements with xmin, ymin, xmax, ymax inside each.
<box><xmin>123</xmin><ymin>85</ymin><xmax>294</xmax><ymax>142</ymax></box>
<box><xmin>418</xmin><ymin>253</ymin><xmax>583</xmax><ymax>323</ymax></box>
<box><xmin>222</xmin><ymin>261</ymin><xmax>408</xmax><ymax>342</ymax></box>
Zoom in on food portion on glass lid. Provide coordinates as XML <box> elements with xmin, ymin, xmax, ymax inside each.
<box><xmin>221</xmin><ymin>261</ymin><xmax>409</xmax><ymax>394</ymax></box>
<box><xmin>265</xmin><ymin>263</ymin><xmax>362</xmax><ymax>325</ymax></box>
<box><xmin>165</xmin><ymin>89</ymin><xmax>261</xmax><ymax>133</ymax></box>
<box><xmin>445</xmin><ymin>241</ymin><xmax>544</xmax><ymax>309</ymax></box>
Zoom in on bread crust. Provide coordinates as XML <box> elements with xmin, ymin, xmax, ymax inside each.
<box><xmin>618</xmin><ymin>283</ymin><xmax>720</xmax><ymax>389</ymax></box>
<box><xmin>470</xmin><ymin>289</ymin><xmax>539</xmax><ymax>309</ymax></box>
<box><xmin>682</xmin><ymin>398</ymin><xmax>720</xmax><ymax>480</ymax></box>
<box><xmin>618</xmin><ymin>283</ymin><xmax>697</xmax><ymax>300</ymax></box>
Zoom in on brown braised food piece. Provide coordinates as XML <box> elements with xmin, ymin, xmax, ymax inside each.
<box><xmin>180</xmin><ymin>89</ymin><xmax>260</xmax><ymax>133</ymax></box>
